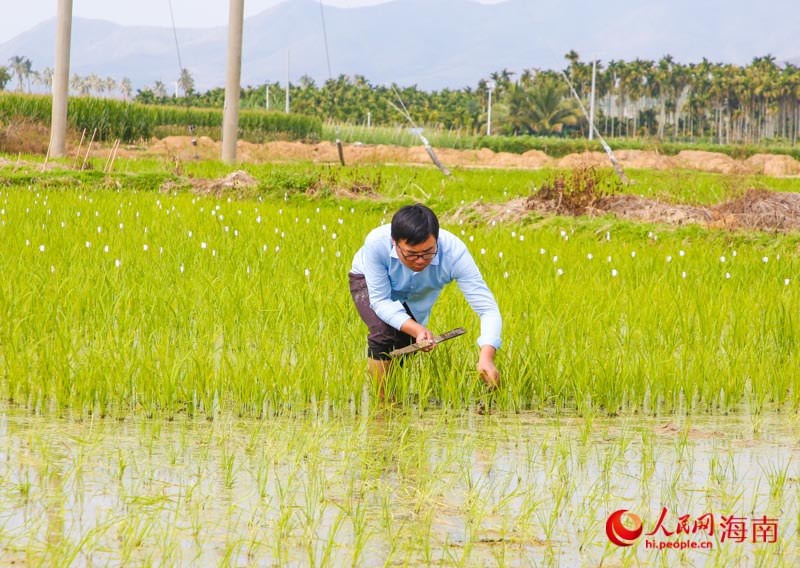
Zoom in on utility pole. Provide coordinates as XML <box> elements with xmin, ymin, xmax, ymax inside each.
<box><xmin>285</xmin><ymin>49</ymin><xmax>290</xmax><ymax>114</ymax></box>
<box><xmin>486</xmin><ymin>83</ymin><xmax>494</xmax><ymax>136</ymax></box>
<box><xmin>49</xmin><ymin>0</ymin><xmax>73</xmax><ymax>158</ymax></box>
<box><xmin>221</xmin><ymin>0</ymin><xmax>245</xmax><ymax>164</ymax></box>
<box><xmin>589</xmin><ymin>58</ymin><xmax>597</xmax><ymax>140</ymax></box>
<box><xmin>266</xmin><ymin>83</ymin><xmax>270</xmax><ymax>111</ymax></box>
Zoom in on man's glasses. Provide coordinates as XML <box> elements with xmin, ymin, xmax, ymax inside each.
<box><xmin>397</xmin><ymin>246</ymin><xmax>438</xmax><ymax>261</ymax></box>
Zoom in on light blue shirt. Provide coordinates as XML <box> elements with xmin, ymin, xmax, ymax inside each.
<box><xmin>351</xmin><ymin>224</ymin><xmax>502</xmax><ymax>349</ymax></box>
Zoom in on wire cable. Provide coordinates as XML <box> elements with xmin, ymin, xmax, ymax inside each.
<box><xmin>319</xmin><ymin>0</ymin><xmax>333</xmax><ymax>79</ymax></box>
<box><xmin>319</xmin><ymin>0</ymin><xmax>345</xmax><ymax>165</ymax></box>
<box><xmin>168</xmin><ymin>0</ymin><xmax>185</xmax><ymax>87</ymax></box>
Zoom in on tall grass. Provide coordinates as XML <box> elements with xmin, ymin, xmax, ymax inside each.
<box><xmin>322</xmin><ymin>121</ymin><xmax>479</xmax><ymax>150</ymax></box>
<box><xmin>0</xmin><ymin>93</ymin><xmax>322</xmax><ymax>143</ymax></box>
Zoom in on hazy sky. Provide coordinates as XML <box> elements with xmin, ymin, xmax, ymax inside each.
<box><xmin>0</xmin><ymin>0</ymin><xmax>504</xmax><ymax>44</ymax></box>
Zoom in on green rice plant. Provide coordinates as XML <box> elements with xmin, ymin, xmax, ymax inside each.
<box><xmin>3</xmin><ymin>163</ymin><xmax>800</xmax><ymax>418</ymax></box>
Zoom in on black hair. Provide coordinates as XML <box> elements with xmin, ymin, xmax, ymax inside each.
<box><xmin>391</xmin><ymin>204</ymin><xmax>439</xmax><ymax>245</ymax></box>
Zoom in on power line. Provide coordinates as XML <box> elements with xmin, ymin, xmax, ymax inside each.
<box><xmin>167</xmin><ymin>0</ymin><xmax>185</xmax><ymax>84</ymax></box>
<box><xmin>318</xmin><ymin>0</ymin><xmax>344</xmax><ymax>166</ymax></box>
<box><xmin>319</xmin><ymin>0</ymin><xmax>333</xmax><ymax>79</ymax></box>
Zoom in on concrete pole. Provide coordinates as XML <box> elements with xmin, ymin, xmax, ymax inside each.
<box><xmin>285</xmin><ymin>49</ymin><xmax>290</xmax><ymax>114</ymax></box>
<box><xmin>221</xmin><ymin>0</ymin><xmax>245</xmax><ymax>164</ymax></box>
<box><xmin>49</xmin><ymin>0</ymin><xmax>73</xmax><ymax>158</ymax></box>
<box><xmin>589</xmin><ymin>58</ymin><xmax>597</xmax><ymax>140</ymax></box>
<box><xmin>486</xmin><ymin>84</ymin><xmax>493</xmax><ymax>136</ymax></box>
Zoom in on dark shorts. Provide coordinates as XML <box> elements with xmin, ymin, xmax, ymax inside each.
<box><xmin>349</xmin><ymin>272</ymin><xmax>415</xmax><ymax>361</ymax></box>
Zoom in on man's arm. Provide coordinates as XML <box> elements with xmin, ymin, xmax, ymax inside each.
<box><xmin>450</xmin><ymin>244</ymin><xmax>502</xmax><ymax>350</ymax></box>
<box><xmin>450</xmin><ymin>241</ymin><xmax>502</xmax><ymax>386</ymax></box>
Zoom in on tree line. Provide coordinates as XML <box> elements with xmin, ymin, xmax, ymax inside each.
<box><xmin>1</xmin><ymin>55</ymin><xmax>136</xmax><ymax>101</ymax></box>
<box><xmin>4</xmin><ymin>52</ymin><xmax>800</xmax><ymax>145</ymax></box>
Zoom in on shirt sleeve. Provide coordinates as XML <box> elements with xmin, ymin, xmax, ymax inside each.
<box><xmin>362</xmin><ymin>239</ymin><xmax>413</xmax><ymax>331</ymax></box>
<box><xmin>449</xmin><ymin>240</ymin><xmax>502</xmax><ymax>349</ymax></box>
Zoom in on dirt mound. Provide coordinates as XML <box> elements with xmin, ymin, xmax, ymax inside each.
<box><xmin>558</xmin><ymin>150</ymin><xmax>677</xmax><ymax>170</ymax></box>
<box><xmin>60</xmin><ymin>135</ymin><xmax>800</xmax><ymax>177</ymax></box>
<box><xmin>348</xmin><ymin>144</ymin><xmax>412</xmax><ymax>164</ymax></box>
<box><xmin>745</xmin><ymin>153</ymin><xmax>800</xmax><ymax>177</ymax></box>
<box><xmin>595</xmin><ymin>195</ymin><xmax>712</xmax><ymax>225</ymax></box>
<box><xmin>1</xmin><ymin>118</ymin><xmax>51</xmax><ymax>154</ymax></box>
<box><xmin>557</xmin><ymin>151</ymin><xmax>608</xmax><ymax>169</ymax></box>
<box><xmin>262</xmin><ymin>141</ymin><xmax>317</xmax><ymax>162</ymax></box>
<box><xmin>454</xmin><ymin>185</ymin><xmax>800</xmax><ymax>233</ymax></box>
<box><xmin>447</xmin><ymin>197</ymin><xmax>531</xmax><ymax>225</ymax></box>
<box><xmin>615</xmin><ymin>150</ymin><xmax>676</xmax><ymax>170</ymax></box>
<box><xmin>161</xmin><ymin>170</ymin><xmax>259</xmax><ymax>197</ymax></box>
<box><xmin>450</xmin><ymin>194</ymin><xmax>716</xmax><ymax>228</ymax></box>
<box><xmin>712</xmin><ymin>188</ymin><xmax>800</xmax><ymax>231</ymax></box>
<box><xmin>520</xmin><ymin>149</ymin><xmax>553</xmax><ymax>167</ymax></box>
<box><xmin>674</xmin><ymin>150</ymin><xmax>751</xmax><ymax>174</ymax></box>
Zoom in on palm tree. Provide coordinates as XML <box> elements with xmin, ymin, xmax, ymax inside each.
<box><xmin>489</xmin><ymin>68</ymin><xmax>515</xmax><ymax>95</ymax></box>
<box><xmin>563</xmin><ymin>50</ymin><xmax>592</xmax><ymax>99</ymax></box>
<box><xmin>500</xmin><ymin>74</ymin><xmax>579</xmax><ymax>135</ymax></box>
<box><xmin>518</xmin><ymin>68</ymin><xmax>536</xmax><ymax>88</ymax></box>
<box><xmin>153</xmin><ymin>80</ymin><xmax>167</xmax><ymax>99</ymax></box>
<box><xmin>104</xmin><ymin>77</ymin><xmax>117</xmax><ymax>98</ymax></box>
<box><xmin>746</xmin><ymin>55</ymin><xmax>780</xmax><ymax>141</ymax></box>
<box><xmin>70</xmin><ymin>73</ymin><xmax>91</xmax><ymax>96</ymax></box>
<box><xmin>120</xmin><ymin>78</ymin><xmax>133</xmax><ymax>101</ymax></box>
<box><xmin>654</xmin><ymin>55</ymin><xmax>674</xmax><ymax>137</ymax></box>
<box><xmin>627</xmin><ymin>58</ymin><xmax>652</xmax><ymax>135</ymax></box>
<box><xmin>0</xmin><ymin>66</ymin><xmax>11</xmax><ymax>90</ymax></box>
<box><xmin>87</xmin><ymin>73</ymin><xmax>104</xmax><ymax>97</ymax></box>
<box><xmin>8</xmin><ymin>55</ymin><xmax>32</xmax><ymax>92</ymax></box>
<box><xmin>298</xmin><ymin>74</ymin><xmax>316</xmax><ymax>89</ymax></box>
<box><xmin>69</xmin><ymin>73</ymin><xmax>82</xmax><ymax>95</ymax></box>
<box><xmin>777</xmin><ymin>63</ymin><xmax>800</xmax><ymax>143</ymax></box>
<box><xmin>527</xmin><ymin>74</ymin><xmax>580</xmax><ymax>134</ymax></box>
<box><xmin>37</xmin><ymin>67</ymin><xmax>54</xmax><ymax>93</ymax></box>
<box><xmin>178</xmin><ymin>68</ymin><xmax>195</xmax><ymax>97</ymax></box>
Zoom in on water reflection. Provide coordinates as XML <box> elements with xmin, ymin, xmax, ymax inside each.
<box><xmin>0</xmin><ymin>409</ymin><xmax>796</xmax><ymax>566</ymax></box>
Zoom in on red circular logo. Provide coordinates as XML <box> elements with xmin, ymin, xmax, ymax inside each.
<box><xmin>606</xmin><ymin>509</ymin><xmax>643</xmax><ymax>547</ymax></box>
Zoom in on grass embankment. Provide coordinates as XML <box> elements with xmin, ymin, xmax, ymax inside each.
<box><xmin>2</xmin><ymin>159</ymin><xmax>800</xmax><ymax>419</ymax></box>
<box><xmin>322</xmin><ymin>122</ymin><xmax>800</xmax><ymax>160</ymax></box>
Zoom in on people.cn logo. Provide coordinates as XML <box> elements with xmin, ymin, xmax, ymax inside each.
<box><xmin>606</xmin><ymin>509</ymin><xmax>644</xmax><ymax>547</ymax></box>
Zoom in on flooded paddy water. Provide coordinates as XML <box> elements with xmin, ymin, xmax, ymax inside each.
<box><xmin>4</xmin><ymin>169</ymin><xmax>800</xmax><ymax>566</ymax></box>
<box><xmin>0</xmin><ymin>408</ymin><xmax>796</xmax><ymax>566</ymax></box>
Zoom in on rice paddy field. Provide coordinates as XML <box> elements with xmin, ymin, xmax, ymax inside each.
<box><xmin>1</xmin><ymin>154</ymin><xmax>800</xmax><ymax>566</ymax></box>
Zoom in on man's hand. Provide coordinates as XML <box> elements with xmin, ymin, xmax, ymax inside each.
<box><xmin>400</xmin><ymin>319</ymin><xmax>436</xmax><ymax>352</ymax></box>
<box><xmin>478</xmin><ymin>345</ymin><xmax>499</xmax><ymax>388</ymax></box>
<box><xmin>415</xmin><ymin>328</ymin><xmax>436</xmax><ymax>352</ymax></box>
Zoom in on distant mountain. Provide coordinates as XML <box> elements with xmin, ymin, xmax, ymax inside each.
<box><xmin>0</xmin><ymin>0</ymin><xmax>796</xmax><ymax>92</ymax></box>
